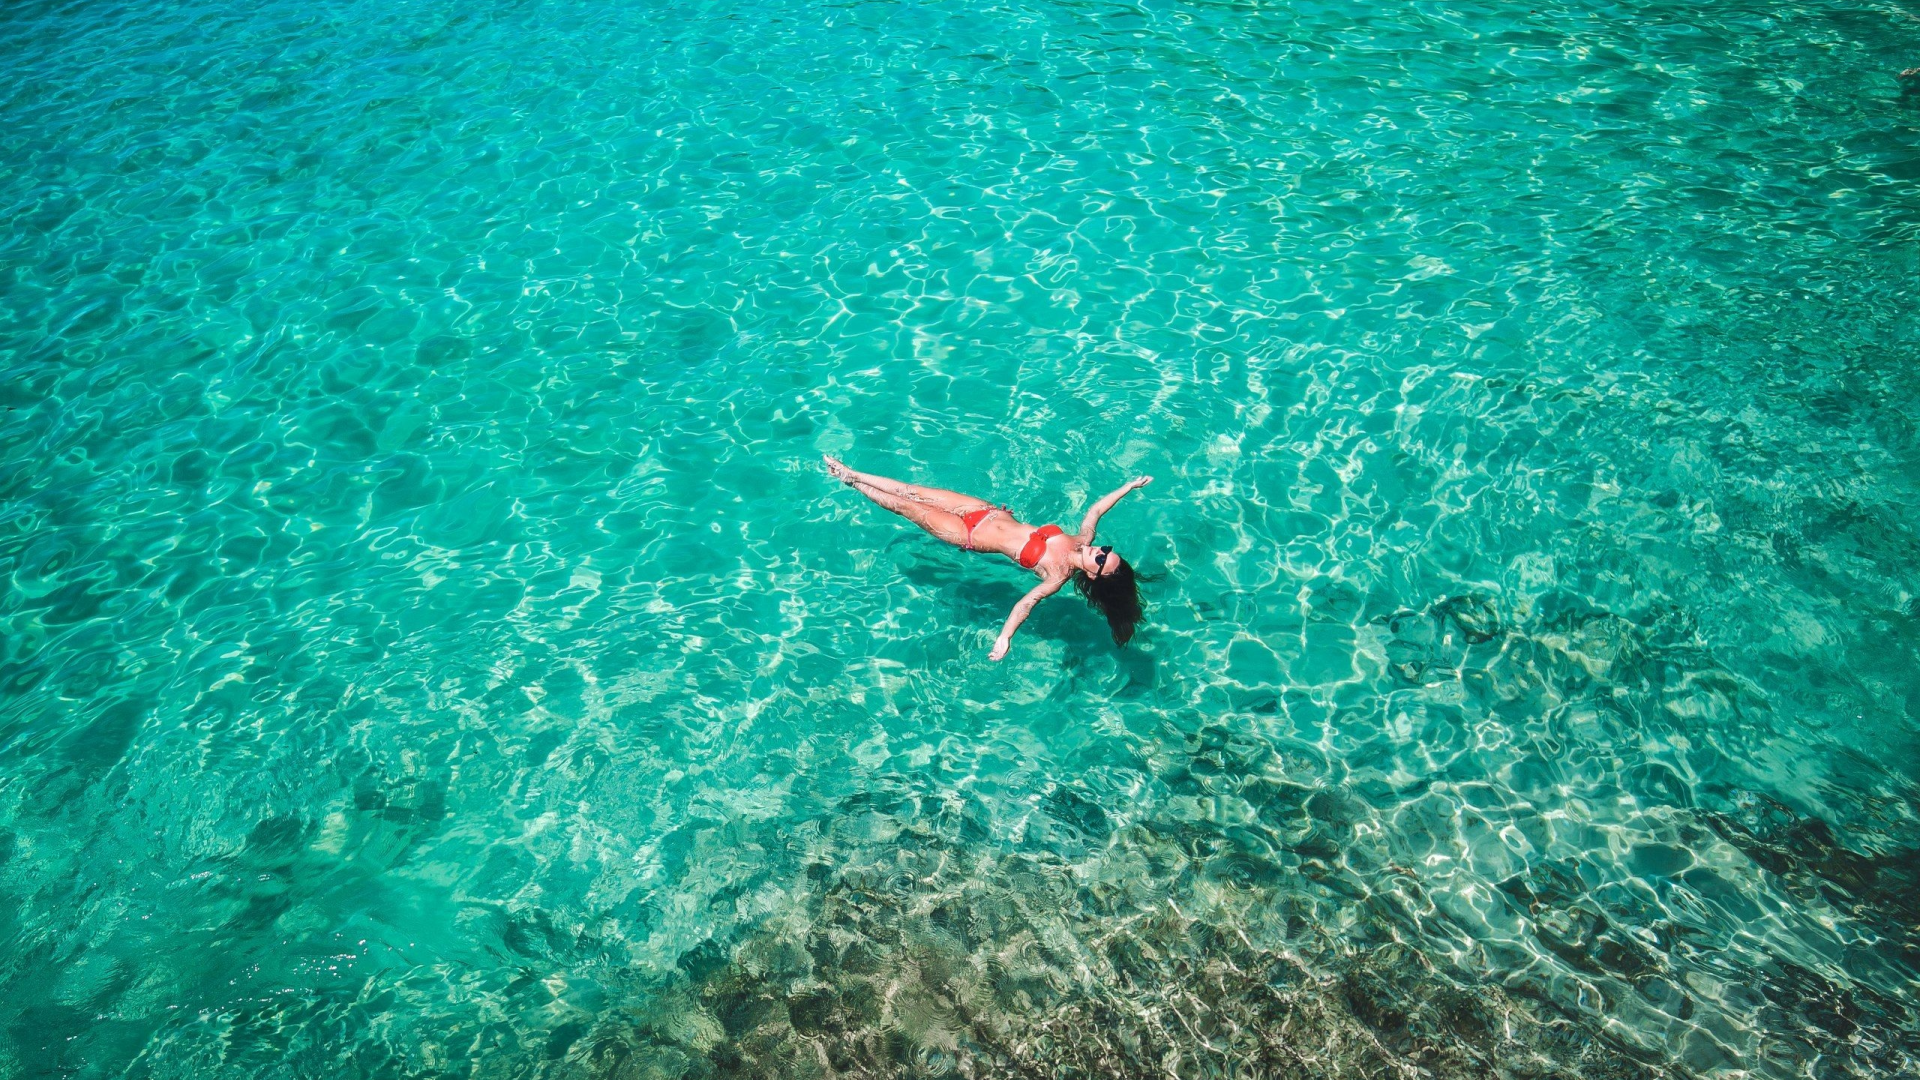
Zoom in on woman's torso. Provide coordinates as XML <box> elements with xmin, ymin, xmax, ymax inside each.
<box><xmin>970</xmin><ymin>512</ymin><xmax>1068</xmax><ymax>573</ymax></box>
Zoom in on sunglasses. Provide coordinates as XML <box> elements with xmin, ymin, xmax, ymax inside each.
<box><xmin>1093</xmin><ymin>545</ymin><xmax>1113</xmax><ymax>574</ymax></box>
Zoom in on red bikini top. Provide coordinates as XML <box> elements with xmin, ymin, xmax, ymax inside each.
<box><xmin>1018</xmin><ymin>525</ymin><xmax>1063</xmax><ymax>569</ymax></box>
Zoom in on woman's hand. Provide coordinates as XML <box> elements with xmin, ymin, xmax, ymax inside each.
<box><xmin>990</xmin><ymin>580</ymin><xmax>1060</xmax><ymax>661</ymax></box>
<box><xmin>1079</xmin><ymin>476</ymin><xmax>1154</xmax><ymax>541</ymax></box>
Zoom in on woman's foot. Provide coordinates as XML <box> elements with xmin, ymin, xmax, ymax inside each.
<box><xmin>823</xmin><ymin>455</ymin><xmax>856</xmax><ymax>484</ymax></box>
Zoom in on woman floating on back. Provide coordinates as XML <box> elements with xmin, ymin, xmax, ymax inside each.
<box><xmin>825</xmin><ymin>455</ymin><xmax>1149</xmax><ymax>659</ymax></box>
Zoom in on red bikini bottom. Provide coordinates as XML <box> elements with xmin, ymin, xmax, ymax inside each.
<box><xmin>961</xmin><ymin>507</ymin><xmax>999</xmax><ymax>550</ymax></box>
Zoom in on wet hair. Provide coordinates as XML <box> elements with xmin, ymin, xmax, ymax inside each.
<box><xmin>1073</xmin><ymin>557</ymin><xmax>1142</xmax><ymax>646</ymax></box>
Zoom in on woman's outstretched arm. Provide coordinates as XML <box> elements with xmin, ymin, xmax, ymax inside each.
<box><xmin>989</xmin><ymin>578</ymin><xmax>1066</xmax><ymax>660</ymax></box>
<box><xmin>1076</xmin><ymin>475</ymin><xmax>1153</xmax><ymax>542</ymax></box>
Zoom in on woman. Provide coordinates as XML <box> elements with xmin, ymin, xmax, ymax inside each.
<box><xmin>824</xmin><ymin>455</ymin><xmax>1150</xmax><ymax>659</ymax></box>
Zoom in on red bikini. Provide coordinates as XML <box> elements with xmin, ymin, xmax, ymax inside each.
<box><xmin>1018</xmin><ymin>525</ymin><xmax>1063</xmax><ymax>569</ymax></box>
<box><xmin>961</xmin><ymin>506</ymin><xmax>1002</xmax><ymax>550</ymax></box>
<box><xmin>962</xmin><ymin>509</ymin><xmax>1062</xmax><ymax>569</ymax></box>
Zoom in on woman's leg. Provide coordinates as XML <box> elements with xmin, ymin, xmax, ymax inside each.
<box><xmin>823</xmin><ymin>456</ymin><xmax>993</xmax><ymax>514</ymax></box>
<box><xmin>825</xmin><ymin>456</ymin><xmax>979</xmax><ymax>546</ymax></box>
<box><xmin>840</xmin><ymin>480</ymin><xmax>970</xmax><ymax>545</ymax></box>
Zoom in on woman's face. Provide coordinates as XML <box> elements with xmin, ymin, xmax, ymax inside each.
<box><xmin>1082</xmin><ymin>544</ymin><xmax>1119</xmax><ymax>578</ymax></box>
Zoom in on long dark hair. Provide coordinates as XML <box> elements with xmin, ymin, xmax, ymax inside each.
<box><xmin>1074</xmin><ymin>558</ymin><xmax>1142</xmax><ymax>646</ymax></box>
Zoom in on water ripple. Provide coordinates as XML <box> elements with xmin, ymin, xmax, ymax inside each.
<box><xmin>2</xmin><ymin>0</ymin><xmax>1919</xmax><ymax>1075</ymax></box>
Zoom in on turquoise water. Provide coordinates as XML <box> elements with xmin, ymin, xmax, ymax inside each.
<box><xmin>4</xmin><ymin>0</ymin><xmax>1920</xmax><ymax>1074</ymax></box>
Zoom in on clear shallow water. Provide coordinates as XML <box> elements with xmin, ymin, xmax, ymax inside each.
<box><xmin>3</xmin><ymin>0</ymin><xmax>1920</xmax><ymax>1074</ymax></box>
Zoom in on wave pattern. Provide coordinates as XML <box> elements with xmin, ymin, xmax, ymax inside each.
<box><xmin>1</xmin><ymin>0</ymin><xmax>1918</xmax><ymax>1076</ymax></box>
